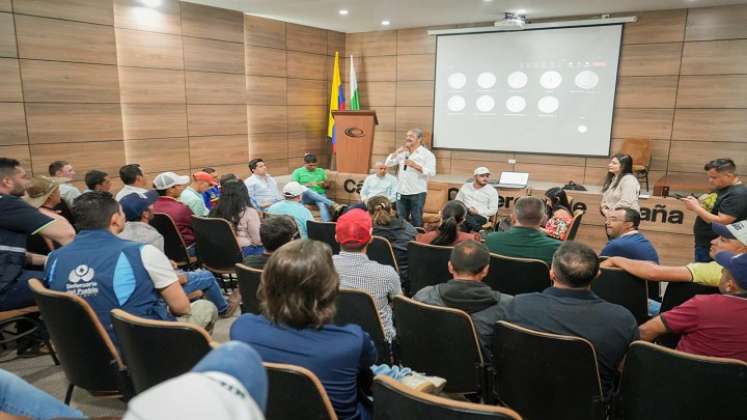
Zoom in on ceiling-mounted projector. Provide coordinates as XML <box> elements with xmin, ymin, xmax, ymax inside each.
<box><xmin>494</xmin><ymin>12</ymin><xmax>527</xmax><ymax>28</ymax></box>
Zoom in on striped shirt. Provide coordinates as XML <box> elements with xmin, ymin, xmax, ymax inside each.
<box><xmin>332</xmin><ymin>251</ymin><xmax>402</xmax><ymax>341</ymax></box>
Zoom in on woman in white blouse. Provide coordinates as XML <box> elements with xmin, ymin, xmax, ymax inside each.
<box><xmin>600</xmin><ymin>153</ymin><xmax>640</xmax><ymax>217</ymax></box>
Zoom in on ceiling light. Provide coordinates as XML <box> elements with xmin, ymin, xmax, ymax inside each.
<box><xmin>140</xmin><ymin>0</ymin><xmax>161</xmax><ymax>7</ymax></box>
<box><xmin>516</xmin><ymin>9</ymin><xmax>527</xmax><ymax>14</ymax></box>
<box><xmin>381</xmin><ymin>20</ymin><xmax>390</xmax><ymax>26</ymax></box>
<box><xmin>339</xmin><ymin>9</ymin><xmax>349</xmax><ymax>15</ymax></box>
<box><xmin>483</xmin><ymin>0</ymin><xmax>494</xmax><ymax>2</ymax></box>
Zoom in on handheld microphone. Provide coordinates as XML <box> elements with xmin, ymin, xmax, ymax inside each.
<box><xmin>403</xmin><ymin>152</ymin><xmax>410</xmax><ymax>171</ymax></box>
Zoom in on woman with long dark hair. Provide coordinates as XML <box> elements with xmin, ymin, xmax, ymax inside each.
<box><xmin>416</xmin><ymin>200</ymin><xmax>479</xmax><ymax>246</ymax></box>
<box><xmin>600</xmin><ymin>153</ymin><xmax>640</xmax><ymax>217</ymax></box>
<box><xmin>542</xmin><ymin>187</ymin><xmax>574</xmax><ymax>240</ymax></box>
<box><xmin>208</xmin><ymin>180</ymin><xmax>263</xmax><ymax>256</ymax></box>
<box><xmin>367</xmin><ymin>196</ymin><xmax>417</xmax><ymax>289</ymax></box>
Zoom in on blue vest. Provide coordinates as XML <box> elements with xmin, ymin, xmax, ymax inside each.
<box><xmin>44</xmin><ymin>230</ymin><xmax>173</xmax><ymax>342</ymax></box>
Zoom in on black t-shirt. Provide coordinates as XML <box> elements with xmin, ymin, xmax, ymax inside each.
<box><xmin>693</xmin><ymin>184</ymin><xmax>747</xmax><ymax>246</ymax></box>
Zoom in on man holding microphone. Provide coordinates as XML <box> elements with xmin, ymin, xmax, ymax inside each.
<box><xmin>385</xmin><ymin>128</ymin><xmax>436</xmax><ymax>227</ymax></box>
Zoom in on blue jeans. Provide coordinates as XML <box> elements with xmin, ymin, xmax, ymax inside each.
<box><xmin>694</xmin><ymin>243</ymin><xmax>713</xmax><ymax>263</ymax></box>
<box><xmin>647</xmin><ymin>298</ymin><xmax>662</xmax><ymax>317</ymax></box>
<box><xmin>302</xmin><ymin>190</ymin><xmax>335</xmax><ymax>222</ymax></box>
<box><xmin>242</xmin><ymin>245</ymin><xmax>265</xmax><ymax>257</ymax></box>
<box><xmin>181</xmin><ymin>270</ymin><xmax>229</xmax><ymax>314</ymax></box>
<box><xmin>396</xmin><ymin>193</ymin><xmax>427</xmax><ymax>227</ymax></box>
<box><xmin>0</xmin><ymin>270</ymin><xmax>41</xmax><ymax>311</ymax></box>
<box><xmin>0</xmin><ymin>368</ymin><xmax>84</xmax><ymax>418</ymax></box>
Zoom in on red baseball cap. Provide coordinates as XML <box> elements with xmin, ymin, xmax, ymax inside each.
<box><xmin>193</xmin><ymin>171</ymin><xmax>217</xmax><ymax>186</ymax></box>
<box><xmin>336</xmin><ymin>209</ymin><xmax>372</xmax><ymax>247</ymax></box>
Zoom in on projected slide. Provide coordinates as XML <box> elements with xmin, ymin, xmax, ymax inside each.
<box><xmin>433</xmin><ymin>25</ymin><xmax>622</xmax><ymax>156</ymax></box>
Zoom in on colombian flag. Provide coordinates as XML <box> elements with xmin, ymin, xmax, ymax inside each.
<box><xmin>327</xmin><ymin>51</ymin><xmax>345</xmax><ymax>151</ymax></box>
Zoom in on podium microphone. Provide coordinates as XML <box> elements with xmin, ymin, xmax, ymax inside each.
<box><xmin>403</xmin><ymin>152</ymin><xmax>410</xmax><ymax>171</ymax></box>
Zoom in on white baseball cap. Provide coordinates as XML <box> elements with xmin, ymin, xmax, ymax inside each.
<box><xmin>282</xmin><ymin>181</ymin><xmax>307</xmax><ymax>198</ymax></box>
<box><xmin>473</xmin><ymin>167</ymin><xmax>490</xmax><ymax>176</ymax></box>
<box><xmin>153</xmin><ymin>172</ymin><xmax>190</xmax><ymax>190</ymax></box>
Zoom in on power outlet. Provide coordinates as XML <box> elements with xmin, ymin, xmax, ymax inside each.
<box><xmin>508</xmin><ymin>159</ymin><xmax>517</xmax><ymax>164</ymax></box>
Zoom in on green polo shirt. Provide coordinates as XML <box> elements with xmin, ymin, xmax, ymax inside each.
<box><xmin>291</xmin><ymin>167</ymin><xmax>328</xmax><ymax>195</ymax></box>
<box><xmin>485</xmin><ymin>226</ymin><xmax>561</xmax><ymax>266</ymax></box>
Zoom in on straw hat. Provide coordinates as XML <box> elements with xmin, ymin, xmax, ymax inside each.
<box><xmin>24</xmin><ymin>175</ymin><xmax>62</xmax><ymax>208</ymax></box>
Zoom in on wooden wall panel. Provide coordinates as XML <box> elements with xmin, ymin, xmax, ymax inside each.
<box><xmin>371</xmin><ymin>106</ymin><xmax>395</xmax><ymax>131</ymax></box>
<box><xmin>245</xmin><ymin>46</ymin><xmax>286</xmax><ymax>77</ymax></box>
<box><xmin>618</xmin><ymin>43</ymin><xmax>682</xmax><ymax>76</ymax></box>
<box><xmin>246</xmin><ymin>76</ymin><xmax>286</xmax><ymax>105</ymax></box>
<box><xmin>118</xmin><ymin>67</ymin><xmax>185</xmax><ymax>104</ymax></box>
<box><xmin>396</xmin><ymin>81</ymin><xmax>434</xmax><ymax>106</ymax></box>
<box><xmin>672</xmin><ymin>109</ymin><xmax>747</xmax><ymax>142</ymax></box>
<box><xmin>397</xmin><ymin>55</ymin><xmax>435</xmax><ymax>81</ymax></box>
<box><xmin>677</xmin><ymin>75</ymin><xmax>747</xmax><ymax>108</ymax></box>
<box><xmin>244</xmin><ymin>15</ymin><xmax>285</xmax><ymax>49</ymax></box>
<box><xmin>13</xmin><ymin>0</ymin><xmax>114</xmax><ymax>25</ymax></box>
<box><xmin>0</xmin><ymin>12</ymin><xmax>16</xmax><ymax>58</ymax></box>
<box><xmin>0</xmin><ymin>1</ymin><xmax>10</xmax><ymax>12</ymax></box>
<box><xmin>187</xmin><ymin>105</ymin><xmax>247</xmax><ymax>136</ymax></box>
<box><xmin>16</xmin><ymin>16</ymin><xmax>116</xmax><ymax>64</ymax></box>
<box><xmin>21</xmin><ymin>60</ymin><xmax>120</xmax><ymax>103</ymax></box>
<box><xmin>30</xmin><ymin>142</ymin><xmax>126</xmax><ymax>176</ymax></box>
<box><xmin>668</xmin><ymin>141</ymin><xmax>747</xmax><ymax>173</ymax></box>
<box><xmin>26</xmin><ymin>103</ymin><xmax>123</xmax><ymax>143</ymax></box>
<box><xmin>115</xmin><ymin>28</ymin><xmax>184</xmax><ymax>70</ymax></box>
<box><xmin>0</xmin><ymin>145</ymin><xmax>31</xmax><ymax>168</ymax></box>
<box><xmin>183</xmin><ymin>37</ymin><xmax>244</xmax><ymax>74</ymax></box>
<box><xmin>395</xmin><ymin>107</ymin><xmax>433</xmax><ymax>142</ymax></box>
<box><xmin>125</xmin><ymin>138</ymin><xmax>189</xmax><ymax>172</ymax></box>
<box><xmin>286</xmin><ymin>23</ymin><xmax>326</xmax><ymax>54</ymax></box>
<box><xmin>121</xmin><ymin>104</ymin><xmax>186</xmax><ymax>140</ymax></box>
<box><xmin>359</xmin><ymin>56</ymin><xmax>397</xmax><ymax>81</ymax></box>
<box><xmin>250</xmin><ymin>134</ymin><xmax>288</xmax><ymax>161</ymax></box>
<box><xmin>247</xmin><ymin>105</ymin><xmax>286</xmax><ymax>134</ymax></box>
<box><xmin>286</xmin><ymin>79</ymin><xmax>326</xmax><ymax>106</ymax></box>
<box><xmin>327</xmin><ymin>31</ymin><xmax>345</xmax><ymax>56</ymax></box>
<box><xmin>0</xmin><ymin>58</ymin><xmax>22</xmax><ymax>101</ymax></box>
<box><xmin>287</xmin><ymin>106</ymin><xmax>326</xmax><ymax>136</ymax></box>
<box><xmin>614</xmin><ymin>76</ymin><xmax>677</xmax><ymax>108</ymax></box>
<box><xmin>185</xmin><ymin>71</ymin><xmax>245</xmax><ymax>104</ymax></box>
<box><xmin>685</xmin><ymin>4</ymin><xmax>747</xmax><ymax>41</ymax></box>
<box><xmin>397</xmin><ymin>28</ymin><xmax>436</xmax><ymax>55</ymax></box>
<box><xmin>611</xmin><ymin>108</ymin><xmax>673</xmax><ymax>139</ymax></box>
<box><xmin>345</xmin><ymin>32</ymin><xmax>363</xmax><ymax>58</ymax></box>
<box><xmin>180</xmin><ymin>2</ymin><xmax>243</xmax><ymax>43</ymax></box>
<box><xmin>681</xmin><ymin>39</ymin><xmax>747</xmax><ymax>75</ymax></box>
<box><xmin>621</xmin><ymin>9</ymin><xmax>686</xmax><ymax>45</ymax></box>
<box><xmin>113</xmin><ymin>0</ymin><xmax>181</xmax><ymax>34</ymax></box>
<box><xmin>362</xmin><ymin>30</ymin><xmax>396</xmax><ymax>56</ymax></box>
<box><xmin>189</xmin><ymin>135</ymin><xmax>249</xmax><ymax>167</ymax></box>
<box><xmin>286</xmin><ymin>51</ymin><xmax>327</xmax><ymax>80</ymax></box>
<box><xmin>358</xmin><ymin>82</ymin><xmax>396</xmax><ymax>107</ymax></box>
<box><xmin>0</xmin><ymin>103</ymin><xmax>28</xmax><ymax>145</ymax></box>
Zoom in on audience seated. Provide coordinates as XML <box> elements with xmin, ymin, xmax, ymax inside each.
<box><xmin>360</xmin><ymin>162</ymin><xmax>398</xmax><ymax>203</ymax></box>
<box><xmin>601</xmin><ymin>207</ymin><xmax>659</xmax><ymax>262</ymax></box>
<box><xmin>124</xmin><ymin>341</ymin><xmax>267</xmax><ymax>420</ymax></box>
<box><xmin>503</xmin><ymin>241</ymin><xmax>638</xmax><ymax>395</ymax></box>
<box><xmin>541</xmin><ymin>187</ymin><xmax>574</xmax><ymax>240</ymax></box>
<box><xmin>45</xmin><ymin>192</ymin><xmax>218</xmax><ymax>342</ymax></box>
<box><xmin>83</xmin><ymin>169</ymin><xmax>111</xmax><ymax>193</ymax></box>
<box><xmin>0</xmin><ymin>368</ymin><xmax>84</xmax><ymax>419</ymax></box>
<box><xmin>416</xmin><ymin>200</ymin><xmax>480</xmax><ymax>246</ymax></box>
<box><xmin>116</xmin><ymin>163</ymin><xmax>150</xmax><ymax>201</ymax></box>
<box><xmin>366</xmin><ymin>196</ymin><xmax>417</xmax><ymax>287</ymax></box>
<box><xmin>230</xmin><ymin>239</ymin><xmax>377</xmax><ymax>420</ymax></box>
<box><xmin>602</xmin><ymin>222</ymin><xmax>747</xmax><ymax>288</ymax></box>
<box><xmin>638</xmin><ymin>250</ymin><xmax>747</xmax><ymax>362</ymax></box>
<box><xmin>180</xmin><ymin>171</ymin><xmax>215</xmax><ymax>217</ymax></box>
<box><xmin>455</xmin><ymin>166</ymin><xmax>499</xmax><ymax>233</ymax></box>
<box><xmin>291</xmin><ymin>153</ymin><xmax>342</xmax><ymax>222</ymax></box>
<box><xmin>48</xmin><ymin>160</ymin><xmax>81</xmax><ymax>209</ymax></box>
<box><xmin>242</xmin><ymin>215</ymin><xmax>298</xmax><ymax>270</ymax></box>
<box><xmin>413</xmin><ymin>240</ymin><xmax>512</xmax><ymax>360</ymax></box>
<box><xmin>265</xmin><ymin>182</ymin><xmax>314</xmax><ymax>239</ymax></box>
<box><xmin>23</xmin><ymin>176</ymin><xmax>76</xmax><ymax>252</ymax></box>
<box><xmin>333</xmin><ymin>209</ymin><xmax>402</xmax><ymax>342</ymax></box>
<box><xmin>199</xmin><ymin>167</ymin><xmax>221</xmax><ymax>210</ymax></box>
<box><xmin>0</xmin><ymin>158</ymin><xmax>75</xmax><ymax>311</ymax></box>
<box><xmin>244</xmin><ymin>158</ymin><xmax>283</xmax><ymax>211</ymax></box>
<box><xmin>209</xmin><ymin>180</ymin><xmax>263</xmax><ymax>257</ymax></box>
<box><xmin>485</xmin><ymin>196</ymin><xmax>561</xmax><ymax>265</ymax></box>
<box><xmin>152</xmin><ymin>172</ymin><xmax>196</xmax><ymax>251</ymax></box>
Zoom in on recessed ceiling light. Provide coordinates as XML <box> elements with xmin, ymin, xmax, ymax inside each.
<box><xmin>516</xmin><ymin>9</ymin><xmax>527</xmax><ymax>14</ymax></box>
<box><xmin>339</xmin><ymin>9</ymin><xmax>349</xmax><ymax>15</ymax></box>
<box><xmin>381</xmin><ymin>20</ymin><xmax>391</xmax><ymax>26</ymax></box>
<box><xmin>140</xmin><ymin>0</ymin><xmax>161</xmax><ymax>7</ymax></box>
<box><xmin>483</xmin><ymin>0</ymin><xmax>494</xmax><ymax>3</ymax></box>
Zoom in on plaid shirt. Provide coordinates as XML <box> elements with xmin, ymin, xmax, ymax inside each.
<box><xmin>333</xmin><ymin>251</ymin><xmax>402</xmax><ymax>341</ymax></box>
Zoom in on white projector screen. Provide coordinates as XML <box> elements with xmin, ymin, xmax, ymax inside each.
<box><xmin>433</xmin><ymin>25</ymin><xmax>622</xmax><ymax>156</ymax></box>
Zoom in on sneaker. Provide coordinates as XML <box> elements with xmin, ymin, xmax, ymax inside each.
<box><xmin>400</xmin><ymin>372</ymin><xmax>447</xmax><ymax>394</ymax></box>
<box><xmin>220</xmin><ymin>301</ymin><xmax>239</xmax><ymax>319</ymax></box>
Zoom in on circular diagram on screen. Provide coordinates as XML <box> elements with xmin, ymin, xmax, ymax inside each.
<box><xmin>507</xmin><ymin>71</ymin><xmax>528</xmax><ymax>89</ymax></box>
<box><xmin>505</xmin><ymin>96</ymin><xmax>526</xmax><ymax>113</ymax></box>
<box><xmin>448</xmin><ymin>72</ymin><xmax>467</xmax><ymax>89</ymax></box>
<box><xmin>447</xmin><ymin>95</ymin><xmax>466</xmax><ymax>112</ymax></box>
<box><xmin>578</xmin><ymin>125</ymin><xmax>588</xmax><ymax>133</ymax></box>
<box><xmin>538</xmin><ymin>96</ymin><xmax>559</xmax><ymax>113</ymax></box>
<box><xmin>477</xmin><ymin>72</ymin><xmax>497</xmax><ymax>89</ymax></box>
<box><xmin>540</xmin><ymin>71</ymin><xmax>563</xmax><ymax>89</ymax></box>
<box><xmin>575</xmin><ymin>70</ymin><xmax>599</xmax><ymax>90</ymax></box>
<box><xmin>476</xmin><ymin>95</ymin><xmax>495</xmax><ymax>112</ymax></box>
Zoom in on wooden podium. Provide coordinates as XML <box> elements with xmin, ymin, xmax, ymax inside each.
<box><xmin>332</xmin><ymin>111</ymin><xmax>377</xmax><ymax>173</ymax></box>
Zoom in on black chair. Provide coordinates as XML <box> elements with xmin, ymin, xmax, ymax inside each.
<box><xmin>616</xmin><ymin>341</ymin><xmax>747</xmax><ymax>420</ymax></box>
<box><xmin>265</xmin><ymin>362</ymin><xmax>338</xmax><ymax>420</ymax></box>
<box><xmin>657</xmin><ymin>282</ymin><xmax>719</xmax><ymax>348</ymax></box>
<box><xmin>110</xmin><ymin>309</ymin><xmax>214</xmax><ymax>394</ymax></box>
<box><xmin>591</xmin><ymin>268</ymin><xmax>648</xmax><ymax>325</ymax></box>
<box><xmin>151</xmin><ymin>212</ymin><xmax>195</xmax><ymax>269</ymax></box>
<box><xmin>493</xmin><ymin>321</ymin><xmax>604</xmax><ymax>420</ymax></box>
<box><xmin>307</xmin><ymin>220</ymin><xmax>340</xmax><ymax>254</ymax></box>
<box><xmin>565</xmin><ymin>209</ymin><xmax>584</xmax><ymax>240</ymax></box>
<box><xmin>334</xmin><ymin>289</ymin><xmax>391</xmax><ymax>364</ymax></box>
<box><xmin>373</xmin><ymin>375</ymin><xmax>522</xmax><ymax>420</ymax></box>
<box><xmin>0</xmin><ymin>305</ymin><xmax>59</xmax><ymax>364</ymax></box>
<box><xmin>407</xmin><ymin>241</ymin><xmax>453</xmax><ymax>295</ymax></box>
<box><xmin>236</xmin><ymin>263</ymin><xmax>262</xmax><ymax>314</ymax></box>
<box><xmin>367</xmin><ymin>235</ymin><xmax>399</xmax><ymax>271</ymax></box>
<box><xmin>191</xmin><ymin>216</ymin><xmax>243</xmax><ymax>289</ymax></box>
<box><xmin>28</xmin><ymin>279</ymin><xmax>131</xmax><ymax>404</ymax></box>
<box><xmin>485</xmin><ymin>254</ymin><xmax>550</xmax><ymax>296</ymax></box>
<box><xmin>392</xmin><ymin>296</ymin><xmax>489</xmax><ymax>400</ymax></box>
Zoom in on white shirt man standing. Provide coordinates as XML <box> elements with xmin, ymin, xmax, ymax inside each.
<box><xmin>360</xmin><ymin>161</ymin><xmax>398</xmax><ymax>203</ymax></box>
<box><xmin>456</xmin><ymin>167</ymin><xmax>499</xmax><ymax>232</ymax></box>
<box><xmin>384</xmin><ymin>128</ymin><xmax>436</xmax><ymax>227</ymax></box>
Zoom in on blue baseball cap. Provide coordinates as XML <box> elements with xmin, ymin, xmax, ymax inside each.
<box><xmin>714</xmin><ymin>251</ymin><xmax>747</xmax><ymax>290</ymax></box>
<box><xmin>120</xmin><ymin>190</ymin><xmax>158</xmax><ymax>222</ymax></box>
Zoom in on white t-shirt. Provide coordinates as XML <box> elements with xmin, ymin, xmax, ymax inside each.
<box><xmin>455</xmin><ymin>182</ymin><xmax>500</xmax><ymax>218</ymax></box>
<box><xmin>140</xmin><ymin>244</ymin><xmax>178</xmax><ymax>289</ymax></box>
<box><xmin>385</xmin><ymin>145</ymin><xmax>436</xmax><ymax>195</ymax></box>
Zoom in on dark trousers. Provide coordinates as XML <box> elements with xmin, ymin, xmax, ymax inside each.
<box><xmin>0</xmin><ymin>270</ymin><xmax>42</xmax><ymax>311</ymax></box>
<box><xmin>463</xmin><ymin>213</ymin><xmax>488</xmax><ymax>232</ymax></box>
<box><xmin>396</xmin><ymin>193</ymin><xmax>427</xmax><ymax>227</ymax></box>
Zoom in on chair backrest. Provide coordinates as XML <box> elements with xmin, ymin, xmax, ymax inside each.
<box><xmin>307</xmin><ymin>220</ymin><xmax>340</xmax><ymax>254</ymax></box>
<box><xmin>617</xmin><ymin>341</ymin><xmax>747</xmax><ymax>420</ymax></box>
<box><xmin>620</xmin><ymin>138</ymin><xmax>652</xmax><ymax>168</ymax></box>
<box><xmin>28</xmin><ymin>279</ymin><xmax>126</xmax><ymax>395</ymax></box>
<box><xmin>407</xmin><ymin>241</ymin><xmax>453</xmax><ymax>295</ymax></box>
<box><xmin>236</xmin><ymin>263</ymin><xmax>262</xmax><ymax>314</ymax></box>
<box><xmin>373</xmin><ymin>375</ymin><xmax>522</xmax><ymax>420</ymax></box>
<box><xmin>191</xmin><ymin>215</ymin><xmax>242</xmax><ymax>274</ymax></box>
<box><xmin>493</xmin><ymin>321</ymin><xmax>604</xmax><ymax>420</ymax></box>
<box><xmin>333</xmin><ymin>288</ymin><xmax>390</xmax><ymax>364</ymax></box>
<box><xmin>150</xmin><ymin>212</ymin><xmax>192</xmax><ymax>267</ymax></box>
<box><xmin>393</xmin><ymin>296</ymin><xmax>484</xmax><ymax>395</ymax></box>
<box><xmin>591</xmin><ymin>268</ymin><xmax>648</xmax><ymax>325</ymax></box>
<box><xmin>366</xmin><ymin>235</ymin><xmax>399</xmax><ymax>271</ymax></box>
<box><xmin>110</xmin><ymin>309</ymin><xmax>214</xmax><ymax>394</ymax></box>
<box><xmin>265</xmin><ymin>362</ymin><xmax>338</xmax><ymax>420</ymax></box>
<box><xmin>485</xmin><ymin>254</ymin><xmax>550</xmax><ymax>295</ymax></box>
<box><xmin>657</xmin><ymin>282</ymin><xmax>720</xmax><ymax>348</ymax></box>
<box><xmin>565</xmin><ymin>209</ymin><xmax>585</xmax><ymax>240</ymax></box>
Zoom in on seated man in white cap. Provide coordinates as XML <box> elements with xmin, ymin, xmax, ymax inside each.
<box><xmin>455</xmin><ymin>167</ymin><xmax>499</xmax><ymax>232</ymax></box>
<box><xmin>265</xmin><ymin>182</ymin><xmax>314</xmax><ymax>239</ymax></box>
